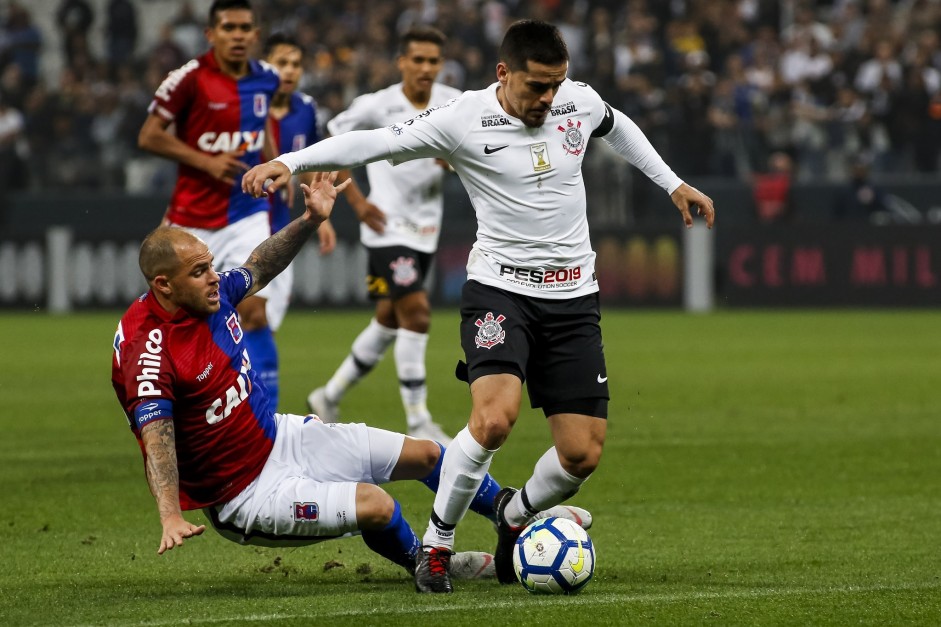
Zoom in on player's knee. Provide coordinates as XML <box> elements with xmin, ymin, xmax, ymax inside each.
<box><xmin>557</xmin><ymin>442</ymin><xmax>603</xmax><ymax>478</ymax></box>
<box><xmin>416</xmin><ymin>438</ymin><xmax>441</xmax><ymax>473</ymax></box>
<box><xmin>395</xmin><ymin>295</ymin><xmax>431</xmax><ymax>333</ymax></box>
<box><xmin>355</xmin><ymin>483</ymin><xmax>395</xmax><ymax>530</ymax></box>
<box><xmin>469</xmin><ymin>406</ymin><xmax>515</xmax><ymax>449</ymax></box>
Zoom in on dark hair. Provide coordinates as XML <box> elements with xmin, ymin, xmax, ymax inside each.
<box><xmin>264</xmin><ymin>32</ymin><xmax>302</xmax><ymax>58</ymax></box>
<box><xmin>498</xmin><ymin>20</ymin><xmax>568</xmax><ymax>71</ymax></box>
<box><xmin>208</xmin><ymin>0</ymin><xmax>253</xmax><ymax>26</ymax></box>
<box><xmin>399</xmin><ymin>25</ymin><xmax>446</xmax><ymax>55</ymax></box>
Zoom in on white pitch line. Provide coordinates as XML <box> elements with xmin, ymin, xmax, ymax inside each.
<box><xmin>71</xmin><ymin>581</ymin><xmax>941</xmax><ymax>627</ymax></box>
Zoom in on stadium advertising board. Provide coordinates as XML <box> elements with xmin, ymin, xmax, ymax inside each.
<box><xmin>720</xmin><ymin>225</ymin><xmax>941</xmax><ymax>306</ymax></box>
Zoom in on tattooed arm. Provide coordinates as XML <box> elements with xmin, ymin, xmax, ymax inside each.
<box><xmin>140</xmin><ymin>418</ymin><xmax>205</xmax><ymax>554</ymax></box>
<box><xmin>243</xmin><ymin>171</ymin><xmax>351</xmax><ymax>297</ymax></box>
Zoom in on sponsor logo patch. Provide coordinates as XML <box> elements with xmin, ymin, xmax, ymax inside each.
<box><xmin>558</xmin><ymin>118</ymin><xmax>585</xmax><ymax>156</ymax></box>
<box><xmin>294</xmin><ymin>502</ymin><xmax>319</xmax><ymax>521</ymax></box>
<box><xmin>530</xmin><ymin>142</ymin><xmax>550</xmax><ymax>171</ymax></box>
<box><xmin>254</xmin><ymin>93</ymin><xmax>267</xmax><ymax>117</ymax></box>
<box><xmin>550</xmin><ymin>101</ymin><xmax>577</xmax><ymax>116</ymax></box>
<box><xmin>481</xmin><ymin>114</ymin><xmax>512</xmax><ymax>127</ymax></box>
<box><xmin>474</xmin><ymin>312</ymin><xmax>506</xmax><ymax>349</ymax></box>
<box><xmin>390</xmin><ymin>256</ymin><xmax>419</xmax><ymax>287</ymax></box>
<box><xmin>226</xmin><ymin>313</ymin><xmax>243</xmax><ymax>344</ymax></box>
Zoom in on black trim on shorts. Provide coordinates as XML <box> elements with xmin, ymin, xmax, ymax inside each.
<box><xmin>542</xmin><ymin>398</ymin><xmax>608</xmax><ymax>420</ymax></box>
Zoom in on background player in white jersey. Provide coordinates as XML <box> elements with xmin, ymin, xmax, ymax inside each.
<box><xmin>306</xmin><ymin>26</ymin><xmax>460</xmax><ymax>445</ymax></box>
<box><xmin>243</xmin><ymin>20</ymin><xmax>716</xmax><ymax>594</ymax></box>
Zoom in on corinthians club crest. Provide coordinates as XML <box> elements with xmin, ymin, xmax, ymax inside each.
<box><xmin>558</xmin><ymin>118</ymin><xmax>584</xmax><ymax>156</ymax></box>
<box><xmin>474</xmin><ymin>312</ymin><xmax>506</xmax><ymax>349</ymax></box>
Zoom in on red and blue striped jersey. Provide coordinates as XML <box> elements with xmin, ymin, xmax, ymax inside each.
<box><xmin>111</xmin><ymin>269</ymin><xmax>275</xmax><ymax>510</ymax></box>
<box><xmin>268</xmin><ymin>92</ymin><xmax>320</xmax><ymax>233</ymax></box>
<box><xmin>149</xmin><ymin>50</ymin><xmax>280</xmax><ymax>229</ymax></box>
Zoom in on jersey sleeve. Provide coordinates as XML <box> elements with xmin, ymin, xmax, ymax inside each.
<box><xmin>116</xmin><ymin>325</ymin><xmax>177</xmax><ymax>432</ymax></box>
<box><xmin>219</xmin><ymin>267</ymin><xmax>254</xmax><ymax>305</ymax></box>
<box><xmin>148</xmin><ymin>58</ymin><xmax>200</xmax><ymax>122</ymax></box>
<box><xmin>326</xmin><ymin>92</ymin><xmax>379</xmax><ymax>135</ymax></box>
<box><xmin>384</xmin><ymin>96</ymin><xmax>466</xmax><ymax>165</ymax></box>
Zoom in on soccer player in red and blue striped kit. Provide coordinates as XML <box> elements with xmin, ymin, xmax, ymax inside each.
<box><xmin>138</xmin><ymin>0</ymin><xmax>283</xmax><ymax>412</ymax></box>
<box><xmin>111</xmin><ymin>171</ymin><xmax>592</xmax><ymax>582</ymax></box>
<box><xmin>261</xmin><ymin>33</ymin><xmax>336</xmax><ymax>368</ymax></box>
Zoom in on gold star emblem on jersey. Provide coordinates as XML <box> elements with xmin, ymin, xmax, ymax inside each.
<box><xmin>530</xmin><ymin>142</ymin><xmax>551</xmax><ymax>172</ymax></box>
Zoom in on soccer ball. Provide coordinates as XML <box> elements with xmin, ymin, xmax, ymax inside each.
<box><xmin>512</xmin><ymin>516</ymin><xmax>596</xmax><ymax>594</ymax></box>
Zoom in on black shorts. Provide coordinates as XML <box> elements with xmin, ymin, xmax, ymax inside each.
<box><xmin>366</xmin><ymin>246</ymin><xmax>433</xmax><ymax>300</ymax></box>
<box><xmin>457</xmin><ymin>280</ymin><xmax>609</xmax><ymax>419</ymax></box>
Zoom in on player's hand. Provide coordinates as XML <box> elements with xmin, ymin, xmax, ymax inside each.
<box><xmin>157</xmin><ymin>513</ymin><xmax>205</xmax><ymax>555</ymax></box>
<box><xmin>353</xmin><ymin>200</ymin><xmax>387</xmax><ymax>234</ymax></box>
<box><xmin>300</xmin><ymin>171</ymin><xmax>353</xmax><ymax>225</ymax></box>
<box><xmin>317</xmin><ymin>219</ymin><xmax>337</xmax><ymax>255</ymax></box>
<box><xmin>205</xmin><ymin>150</ymin><xmax>250</xmax><ymax>186</ymax></box>
<box><xmin>243</xmin><ymin>161</ymin><xmax>292</xmax><ymax>198</ymax></box>
<box><xmin>670</xmin><ymin>183</ymin><xmax>715</xmax><ymax>229</ymax></box>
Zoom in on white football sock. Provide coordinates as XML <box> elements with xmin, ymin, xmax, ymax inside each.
<box><xmin>422</xmin><ymin>427</ymin><xmax>497</xmax><ymax>549</ymax></box>
<box><xmin>504</xmin><ymin>446</ymin><xmax>587</xmax><ymax>528</ymax></box>
<box><xmin>324</xmin><ymin>319</ymin><xmax>396</xmax><ymax>402</ymax></box>
<box><xmin>395</xmin><ymin>328</ymin><xmax>431</xmax><ymax>428</ymax></box>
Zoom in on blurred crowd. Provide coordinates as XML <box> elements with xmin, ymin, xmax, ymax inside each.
<box><xmin>2</xmin><ymin>0</ymin><xmax>941</xmax><ymax>194</ymax></box>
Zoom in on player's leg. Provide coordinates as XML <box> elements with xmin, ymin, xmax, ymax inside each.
<box><xmin>492</xmin><ymin>293</ymin><xmax>609</xmax><ymax>582</ymax></box>
<box><xmin>238</xmin><ymin>295</ymin><xmax>280</xmax><ymax>411</ymax></box>
<box><xmin>308</xmin><ymin>302</ymin><xmax>396</xmax><ymax>422</ymax></box>
<box><xmin>415</xmin><ymin>281</ymin><xmax>529</xmax><ymax>593</ymax></box>
<box><xmin>392</xmin><ymin>288</ymin><xmax>452</xmax><ymax>444</ymax></box>
<box><xmin>307</xmin><ymin>248</ymin><xmax>399</xmax><ymax>421</ymax></box>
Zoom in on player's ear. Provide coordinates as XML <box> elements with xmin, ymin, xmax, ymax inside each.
<box><xmin>496</xmin><ymin>62</ymin><xmax>509</xmax><ymax>84</ymax></box>
<box><xmin>152</xmin><ymin>275</ymin><xmax>172</xmax><ymax>297</ymax></box>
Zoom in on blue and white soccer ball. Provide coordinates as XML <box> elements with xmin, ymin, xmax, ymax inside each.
<box><xmin>512</xmin><ymin>516</ymin><xmax>596</xmax><ymax>594</ymax></box>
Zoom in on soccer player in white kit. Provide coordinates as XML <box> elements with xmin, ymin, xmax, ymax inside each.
<box><xmin>243</xmin><ymin>20</ymin><xmax>716</xmax><ymax>593</ymax></box>
<box><xmin>306</xmin><ymin>26</ymin><xmax>460</xmax><ymax>445</ymax></box>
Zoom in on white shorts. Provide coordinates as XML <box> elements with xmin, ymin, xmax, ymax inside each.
<box><xmin>172</xmin><ymin>212</ymin><xmax>275</xmax><ymax>301</ymax></box>
<box><xmin>205</xmin><ymin>414</ymin><xmax>405</xmax><ymax>547</ymax></box>
<box><xmin>264</xmin><ymin>262</ymin><xmax>293</xmax><ymax>332</ymax></box>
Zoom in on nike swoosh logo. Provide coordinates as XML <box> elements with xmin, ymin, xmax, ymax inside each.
<box><xmin>569</xmin><ymin>540</ymin><xmax>585</xmax><ymax>574</ymax></box>
<box><xmin>597</xmin><ymin>374</ymin><xmax>607</xmax><ymax>383</ymax></box>
<box><xmin>484</xmin><ymin>144</ymin><xmax>508</xmax><ymax>154</ymax></box>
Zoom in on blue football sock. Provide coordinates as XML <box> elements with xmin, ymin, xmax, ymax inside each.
<box><xmin>244</xmin><ymin>326</ymin><xmax>279</xmax><ymax>412</ymax></box>
<box><xmin>419</xmin><ymin>442</ymin><xmax>502</xmax><ymax>522</ymax></box>
<box><xmin>361</xmin><ymin>500</ymin><xmax>421</xmax><ymax>569</ymax></box>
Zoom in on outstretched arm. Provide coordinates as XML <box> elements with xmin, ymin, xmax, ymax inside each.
<box><xmin>243</xmin><ymin>172</ymin><xmax>351</xmax><ymax>296</ymax></box>
<box><xmin>140</xmin><ymin>419</ymin><xmax>205</xmax><ymax>554</ymax></box>
<box><xmin>242</xmin><ymin>129</ymin><xmax>399</xmax><ymax>198</ymax></box>
<box><xmin>600</xmin><ymin>106</ymin><xmax>715</xmax><ymax>228</ymax></box>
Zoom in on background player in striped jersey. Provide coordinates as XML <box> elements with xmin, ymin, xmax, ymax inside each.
<box><xmin>306</xmin><ymin>26</ymin><xmax>460</xmax><ymax>445</ymax></box>
<box><xmin>111</xmin><ymin>171</ymin><xmax>590</xmax><ymax>578</ymax></box>
<box><xmin>262</xmin><ymin>32</ymin><xmax>337</xmax><ymax>409</ymax></box>
<box><xmin>137</xmin><ymin>0</ymin><xmax>283</xmax><ymax>413</ymax></box>
<box><xmin>243</xmin><ymin>20</ymin><xmax>715</xmax><ymax>593</ymax></box>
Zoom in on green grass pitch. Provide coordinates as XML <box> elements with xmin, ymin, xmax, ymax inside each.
<box><xmin>1</xmin><ymin>309</ymin><xmax>939</xmax><ymax>626</ymax></box>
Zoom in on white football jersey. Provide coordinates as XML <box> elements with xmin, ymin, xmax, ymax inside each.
<box><xmin>383</xmin><ymin>80</ymin><xmax>612</xmax><ymax>298</ymax></box>
<box><xmin>279</xmin><ymin>79</ymin><xmax>683</xmax><ymax>299</ymax></box>
<box><xmin>327</xmin><ymin>82</ymin><xmax>462</xmax><ymax>253</ymax></box>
